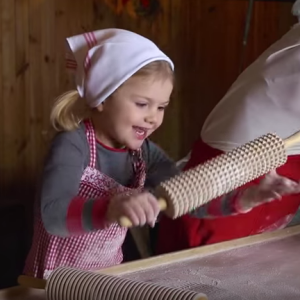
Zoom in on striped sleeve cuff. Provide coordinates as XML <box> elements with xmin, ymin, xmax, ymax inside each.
<box><xmin>84</xmin><ymin>196</ymin><xmax>110</xmax><ymax>231</ymax></box>
<box><xmin>66</xmin><ymin>195</ymin><xmax>110</xmax><ymax>235</ymax></box>
<box><xmin>190</xmin><ymin>190</ymin><xmax>247</xmax><ymax>219</ymax></box>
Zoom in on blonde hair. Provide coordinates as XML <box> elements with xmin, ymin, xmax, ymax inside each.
<box><xmin>50</xmin><ymin>60</ymin><xmax>174</xmax><ymax>131</ymax></box>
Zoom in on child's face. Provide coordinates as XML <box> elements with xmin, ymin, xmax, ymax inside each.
<box><xmin>95</xmin><ymin>75</ymin><xmax>173</xmax><ymax>150</ymax></box>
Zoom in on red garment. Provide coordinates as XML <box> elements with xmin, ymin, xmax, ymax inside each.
<box><xmin>156</xmin><ymin>139</ymin><xmax>300</xmax><ymax>254</ymax></box>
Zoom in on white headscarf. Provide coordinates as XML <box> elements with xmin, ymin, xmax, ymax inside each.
<box><xmin>201</xmin><ymin>23</ymin><xmax>300</xmax><ymax>156</ymax></box>
<box><xmin>65</xmin><ymin>28</ymin><xmax>174</xmax><ymax>107</ymax></box>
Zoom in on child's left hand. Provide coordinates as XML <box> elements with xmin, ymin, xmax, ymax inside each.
<box><xmin>239</xmin><ymin>170</ymin><xmax>300</xmax><ymax>211</ymax></box>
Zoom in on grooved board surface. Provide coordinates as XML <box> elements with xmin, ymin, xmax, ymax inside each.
<box><xmin>0</xmin><ymin>228</ymin><xmax>299</xmax><ymax>300</ymax></box>
<box><xmin>121</xmin><ymin>233</ymin><xmax>300</xmax><ymax>299</ymax></box>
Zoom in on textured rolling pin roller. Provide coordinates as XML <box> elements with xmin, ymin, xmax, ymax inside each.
<box><xmin>120</xmin><ymin>131</ymin><xmax>300</xmax><ymax>227</ymax></box>
<box><xmin>18</xmin><ymin>267</ymin><xmax>207</xmax><ymax>300</ymax></box>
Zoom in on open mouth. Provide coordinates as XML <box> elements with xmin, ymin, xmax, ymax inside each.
<box><xmin>133</xmin><ymin>126</ymin><xmax>148</xmax><ymax>140</ymax></box>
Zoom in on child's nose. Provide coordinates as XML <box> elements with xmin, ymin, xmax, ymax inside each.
<box><xmin>145</xmin><ymin>112</ymin><xmax>157</xmax><ymax>124</ymax></box>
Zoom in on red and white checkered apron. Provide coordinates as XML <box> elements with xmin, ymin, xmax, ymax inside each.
<box><xmin>24</xmin><ymin>120</ymin><xmax>146</xmax><ymax>279</ymax></box>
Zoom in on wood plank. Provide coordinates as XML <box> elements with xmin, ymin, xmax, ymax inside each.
<box><xmin>40</xmin><ymin>0</ymin><xmax>55</xmax><ymax>157</ymax></box>
<box><xmin>15</xmin><ymin>0</ymin><xmax>31</xmax><ymax>192</ymax></box>
<box><xmin>28</xmin><ymin>0</ymin><xmax>42</xmax><ymax>184</ymax></box>
<box><xmin>1</xmin><ymin>0</ymin><xmax>17</xmax><ymax>193</ymax></box>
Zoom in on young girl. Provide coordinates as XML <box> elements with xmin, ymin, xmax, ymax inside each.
<box><xmin>23</xmin><ymin>28</ymin><xmax>179</xmax><ymax>279</ymax></box>
<box><xmin>156</xmin><ymin>22</ymin><xmax>300</xmax><ymax>254</ymax></box>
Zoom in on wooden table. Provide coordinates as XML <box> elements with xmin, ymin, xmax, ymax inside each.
<box><xmin>1</xmin><ymin>225</ymin><xmax>300</xmax><ymax>300</ymax></box>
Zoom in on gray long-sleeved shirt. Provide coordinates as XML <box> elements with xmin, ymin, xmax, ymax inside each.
<box><xmin>40</xmin><ymin>123</ymin><xmax>179</xmax><ymax>237</ymax></box>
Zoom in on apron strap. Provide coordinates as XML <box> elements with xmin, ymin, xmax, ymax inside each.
<box><xmin>84</xmin><ymin>119</ymin><xmax>97</xmax><ymax>168</ymax></box>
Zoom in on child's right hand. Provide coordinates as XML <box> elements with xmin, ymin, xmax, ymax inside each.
<box><xmin>239</xmin><ymin>170</ymin><xmax>300</xmax><ymax>212</ymax></box>
<box><xmin>106</xmin><ymin>191</ymin><xmax>160</xmax><ymax>227</ymax></box>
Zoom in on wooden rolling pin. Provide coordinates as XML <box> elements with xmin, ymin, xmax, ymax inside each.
<box><xmin>119</xmin><ymin>131</ymin><xmax>300</xmax><ymax>227</ymax></box>
<box><xmin>18</xmin><ymin>267</ymin><xmax>208</xmax><ymax>300</ymax></box>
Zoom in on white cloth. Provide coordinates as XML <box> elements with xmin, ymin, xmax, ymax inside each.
<box><xmin>292</xmin><ymin>0</ymin><xmax>300</xmax><ymax>21</ymax></box>
<box><xmin>176</xmin><ymin>152</ymin><xmax>191</xmax><ymax>170</ymax></box>
<box><xmin>66</xmin><ymin>28</ymin><xmax>174</xmax><ymax>107</ymax></box>
<box><xmin>201</xmin><ymin>23</ymin><xmax>300</xmax><ymax>156</ymax></box>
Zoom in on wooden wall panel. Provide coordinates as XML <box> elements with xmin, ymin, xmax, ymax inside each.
<box><xmin>0</xmin><ymin>0</ymin><xmax>296</xmax><ymax>203</ymax></box>
<box><xmin>179</xmin><ymin>0</ymin><xmax>296</xmax><ymax>154</ymax></box>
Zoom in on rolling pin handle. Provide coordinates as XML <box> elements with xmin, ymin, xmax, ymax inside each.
<box><xmin>118</xmin><ymin>198</ymin><xmax>167</xmax><ymax>228</ymax></box>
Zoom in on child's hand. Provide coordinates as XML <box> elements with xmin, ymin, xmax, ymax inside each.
<box><xmin>106</xmin><ymin>191</ymin><xmax>160</xmax><ymax>227</ymax></box>
<box><xmin>239</xmin><ymin>170</ymin><xmax>300</xmax><ymax>211</ymax></box>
